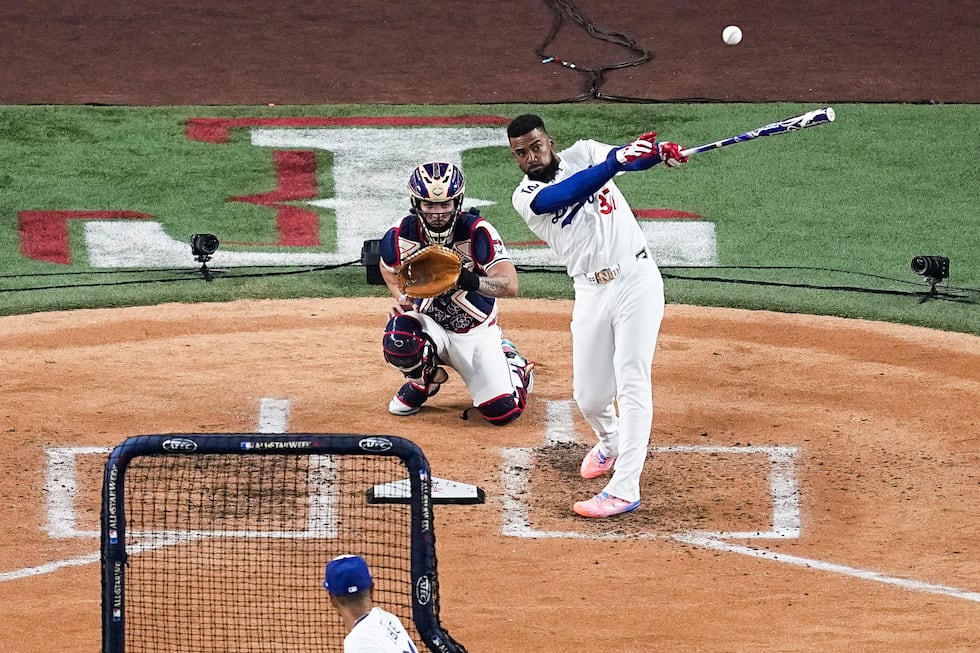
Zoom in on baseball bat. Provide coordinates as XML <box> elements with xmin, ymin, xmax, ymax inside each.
<box><xmin>679</xmin><ymin>107</ymin><xmax>836</xmax><ymax>158</ymax></box>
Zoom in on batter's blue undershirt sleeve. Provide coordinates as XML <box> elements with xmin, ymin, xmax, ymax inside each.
<box><xmin>620</xmin><ymin>145</ymin><xmax>662</xmax><ymax>172</ymax></box>
<box><xmin>530</xmin><ymin>147</ymin><xmax>662</xmax><ymax>214</ymax></box>
<box><xmin>530</xmin><ymin>150</ymin><xmax>621</xmax><ymax>214</ymax></box>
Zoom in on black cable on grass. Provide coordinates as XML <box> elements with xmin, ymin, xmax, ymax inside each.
<box><xmin>659</xmin><ymin>271</ymin><xmax>976</xmax><ymax>305</ymax></box>
<box><xmin>521</xmin><ymin>264</ymin><xmax>980</xmax><ymax>293</ymax></box>
<box><xmin>1</xmin><ymin>262</ymin><xmax>976</xmax><ymax>305</ymax></box>
<box><xmin>663</xmin><ymin>265</ymin><xmax>980</xmax><ymax>294</ymax></box>
<box><xmin>516</xmin><ymin>265</ymin><xmax>978</xmax><ymax>304</ymax></box>
<box><xmin>0</xmin><ymin>261</ymin><xmax>362</xmax><ymax>292</ymax></box>
<box><xmin>0</xmin><ymin>264</ymin><xmax>351</xmax><ymax>279</ymax></box>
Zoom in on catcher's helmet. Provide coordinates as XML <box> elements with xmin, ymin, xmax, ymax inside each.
<box><xmin>408</xmin><ymin>162</ymin><xmax>465</xmax><ymax>245</ymax></box>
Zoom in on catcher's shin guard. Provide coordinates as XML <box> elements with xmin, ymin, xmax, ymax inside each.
<box><xmin>388</xmin><ymin>378</ymin><xmax>443</xmax><ymax>416</ymax></box>
<box><xmin>383</xmin><ymin>314</ymin><xmax>440</xmax><ymax>379</ymax></box>
<box><xmin>476</xmin><ymin>388</ymin><xmax>527</xmax><ymax>426</ymax></box>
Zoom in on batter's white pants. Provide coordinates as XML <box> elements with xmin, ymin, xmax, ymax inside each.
<box><xmin>571</xmin><ymin>259</ymin><xmax>664</xmax><ymax>502</ymax></box>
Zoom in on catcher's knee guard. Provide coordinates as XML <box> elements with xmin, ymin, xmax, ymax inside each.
<box><xmin>383</xmin><ymin>314</ymin><xmax>438</xmax><ymax>379</ymax></box>
<box><xmin>476</xmin><ymin>388</ymin><xmax>528</xmax><ymax>426</ymax></box>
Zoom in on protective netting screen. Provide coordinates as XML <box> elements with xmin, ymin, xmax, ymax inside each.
<box><xmin>118</xmin><ymin>451</ymin><xmax>415</xmax><ymax>653</ymax></box>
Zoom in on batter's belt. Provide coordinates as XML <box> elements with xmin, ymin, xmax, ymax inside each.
<box><xmin>577</xmin><ymin>247</ymin><xmax>651</xmax><ymax>285</ymax></box>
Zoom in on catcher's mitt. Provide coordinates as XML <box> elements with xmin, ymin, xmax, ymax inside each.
<box><xmin>397</xmin><ymin>245</ymin><xmax>463</xmax><ymax>298</ymax></box>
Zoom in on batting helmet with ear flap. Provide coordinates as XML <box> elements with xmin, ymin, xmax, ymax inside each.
<box><xmin>408</xmin><ymin>162</ymin><xmax>465</xmax><ymax>245</ymax></box>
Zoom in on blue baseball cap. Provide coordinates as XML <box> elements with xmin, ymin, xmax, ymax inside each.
<box><xmin>323</xmin><ymin>555</ymin><xmax>373</xmax><ymax>596</ymax></box>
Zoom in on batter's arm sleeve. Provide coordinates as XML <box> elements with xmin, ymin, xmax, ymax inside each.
<box><xmin>619</xmin><ymin>152</ymin><xmax>661</xmax><ymax>172</ymax></box>
<box><xmin>530</xmin><ymin>149</ymin><xmax>621</xmax><ymax>214</ymax></box>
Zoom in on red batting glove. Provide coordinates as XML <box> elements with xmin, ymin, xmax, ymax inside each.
<box><xmin>615</xmin><ymin>131</ymin><xmax>659</xmax><ymax>165</ymax></box>
<box><xmin>656</xmin><ymin>141</ymin><xmax>689</xmax><ymax>168</ymax></box>
<box><xmin>636</xmin><ymin>130</ymin><xmax>659</xmax><ymax>144</ymax></box>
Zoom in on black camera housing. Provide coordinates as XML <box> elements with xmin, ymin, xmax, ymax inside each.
<box><xmin>910</xmin><ymin>255</ymin><xmax>949</xmax><ymax>281</ymax></box>
<box><xmin>361</xmin><ymin>239</ymin><xmax>384</xmax><ymax>285</ymax></box>
<box><xmin>191</xmin><ymin>233</ymin><xmax>220</xmax><ymax>259</ymax></box>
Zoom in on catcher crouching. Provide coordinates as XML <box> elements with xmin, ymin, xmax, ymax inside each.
<box><xmin>379</xmin><ymin>161</ymin><xmax>535</xmax><ymax>425</ymax></box>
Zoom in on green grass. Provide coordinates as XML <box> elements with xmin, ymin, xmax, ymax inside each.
<box><xmin>0</xmin><ymin>103</ymin><xmax>977</xmax><ymax>334</ymax></box>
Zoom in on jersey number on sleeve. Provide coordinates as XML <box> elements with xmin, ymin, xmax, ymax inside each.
<box><xmin>598</xmin><ymin>187</ymin><xmax>617</xmax><ymax>214</ymax></box>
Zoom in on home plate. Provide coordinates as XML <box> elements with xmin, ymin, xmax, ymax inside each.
<box><xmin>366</xmin><ymin>477</ymin><xmax>486</xmax><ymax>505</ymax></box>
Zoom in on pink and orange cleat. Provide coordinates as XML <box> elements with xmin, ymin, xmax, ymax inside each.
<box><xmin>573</xmin><ymin>491</ymin><xmax>640</xmax><ymax>518</ymax></box>
<box><xmin>580</xmin><ymin>444</ymin><xmax>616</xmax><ymax>479</ymax></box>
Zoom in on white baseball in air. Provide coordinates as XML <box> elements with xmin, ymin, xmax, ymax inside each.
<box><xmin>722</xmin><ymin>25</ymin><xmax>742</xmax><ymax>46</ymax></box>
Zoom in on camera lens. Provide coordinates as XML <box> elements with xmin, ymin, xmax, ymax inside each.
<box><xmin>910</xmin><ymin>255</ymin><xmax>949</xmax><ymax>279</ymax></box>
<box><xmin>911</xmin><ymin>256</ymin><xmax>931</xmax><ymax>276</ymax></box>
<box><xmin>191</xmin><ymin>233</ymin><xmax>220</xmax><ymax>256</ymax></box>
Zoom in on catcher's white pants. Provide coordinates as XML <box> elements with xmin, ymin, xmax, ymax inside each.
<box><xmin>571</xmin><ymin>258</ymin><xmax>664</xmax><ymax>502</ymax></box>
<box><xmin>411</xmin><ymin>311</ymin><xmax>519</xmax><ymax>407</ymax></box>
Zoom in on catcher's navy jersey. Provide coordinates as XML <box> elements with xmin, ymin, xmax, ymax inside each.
<box><xmin>380</xmin><ymin>209</ymin><xmax>512</xmax><ymax>333</ymax></box>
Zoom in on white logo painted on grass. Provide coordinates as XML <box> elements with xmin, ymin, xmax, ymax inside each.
<box><xmin>85</xmin><ymin>125</ymin><xmax>718</xmax><ymax>267</ymax></box>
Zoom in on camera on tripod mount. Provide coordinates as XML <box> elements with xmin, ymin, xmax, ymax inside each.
<box><xmin>191</xmin><ymin>233</ymin><xmax>220</xmax><ymax>263</ymax></box>
<box><xmin>910</xmin><ymin>255</ymin><xmax>949</xmax><ymax>282</ymax></box>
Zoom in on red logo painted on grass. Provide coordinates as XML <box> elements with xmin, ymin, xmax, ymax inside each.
<box><xmin>634</xmin><ymin>209</ymin><xmax>702</xmax><ymax>219</ymax></box>
<box><xmin>187</xmin><ymin>116</ymin><xmax>511</xmax><ymax>247</ymax></box>
<box><xmin>18</xmin><ymin>210</ymin><xmax>152</xmax><ymax>264</ymax></box>
<box><xmin>16</xmin><ymin>117</ymin><xmax>705</xmax><ymax>264</ymax></box>
<box><xmin>227</xmin><ymin>150</ymin><xmax>321</xmax><ymax>247</ymax></box>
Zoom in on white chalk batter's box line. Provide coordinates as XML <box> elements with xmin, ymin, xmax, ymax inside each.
<box><xmin>47</xmin><ymin>444</ymin><xmax>800</xmax><ymax>542</ymax></box>
<box><xmin>502</xmin><ymin>399</ymin><xmax>980</xmax><ymax>603</ymax></box>
<box><xmin>42</xmin><ymin>398</ymin><xmax>295</xmax><ymax>541</ymax></box>
<box><xmin>500</xmin><ymin>444</ymin><xmax>800</xmax><ymax>541</ymax></box>
<box><xmin>15</xmin><ymin>398</ymin><xmax>980</xmax><ymax>603</ymax></box>
<box><xmin>44</xmin><ymin>446</ymin><xmax>343</xmax><ymax>541</ymax></box>
<box><xmin>505</xmin><ymin>398</ymin><xmax>800</xmax><ymax>540</ymax></box>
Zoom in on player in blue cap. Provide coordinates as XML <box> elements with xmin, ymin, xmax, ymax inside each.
<box><xmin>323</xmin><ymin>554</ymin><xmax>419</xmax><ymax>653</ymax></box>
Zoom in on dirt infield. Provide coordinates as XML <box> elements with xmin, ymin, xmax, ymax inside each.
<box><xmin>1</xmin><ymin>299</ymin><xmax>978</xmax><ymax>652</ymax></box>
<box><xmin>1</xmin><ymin>1</ymin><xmax>978</xmax><ymax>651</ymax></box>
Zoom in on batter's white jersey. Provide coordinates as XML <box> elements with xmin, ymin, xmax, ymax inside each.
<box><xmin>512</xmin><ymin>137</ymin><xmax>665</xmax><ymax>503</ymax></box>
<box><xmin>344</xmin><ymin>606</ymin><xmax>419</xmax><ymax>653</ymax></box>
<box><xmin>511</xmin><ymin>139</ymin><xmax>650</xmax><ymax>278</ymax></box>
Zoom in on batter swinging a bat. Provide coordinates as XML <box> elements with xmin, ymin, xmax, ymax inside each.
<box><xmin>378</xmin><ymin>161</ymin><xmax>534</xmax><ymax>425</ymax></box>
<box><xmin>507</xmin><ymin>114</ymin><xmax>688</xmax><ymax>518</ymax></box>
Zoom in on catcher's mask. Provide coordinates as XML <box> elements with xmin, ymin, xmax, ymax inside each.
<box><xmin>408</xmin><ymin>161</ymin><xmax>465</xmax><ymax>246</ymax></box>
